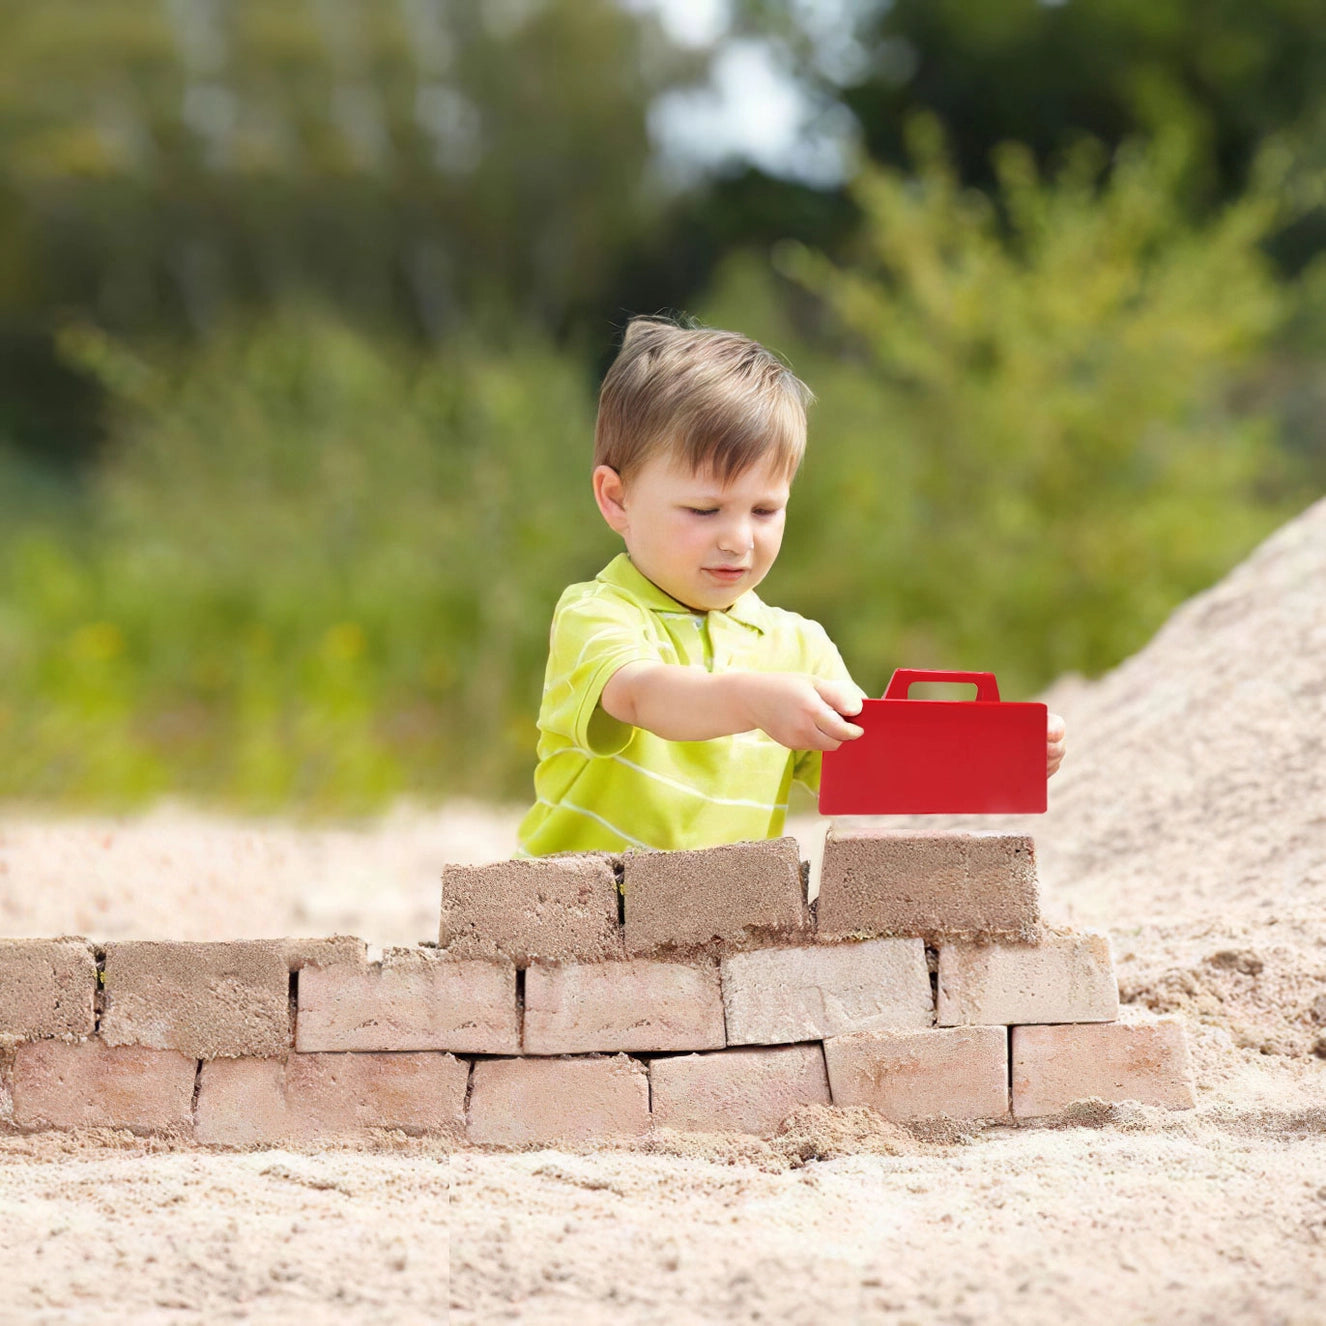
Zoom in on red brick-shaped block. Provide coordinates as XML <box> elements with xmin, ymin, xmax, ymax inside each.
<box><xmin>296</xmin><ymin>948</ymin><xmax>518</xmax><ymax>1054</ymax></box>
<box><xmin>100</xmin><ymin>941</ymin><xmax>289</xmax><ymax>1059</ymax></box>
<box><xmin>0</xmin><ymin>938</ymin><xmax>97</xmax><ymax>1043</ymax></box>
<box><xmin>649</xmin><ymin>1044</ymin><xmax>830</xmax><ymax>1136</ymax></box>
<box><xmin>12</xmin><ymin>1039</ymin><xmax>195</xmax><ymax>1131</ymax></box>
<box><xmin>937</xmin><ymin>931</ymin><xmax>1118</xmax><ymax>1026</ymax></box>
<box><xmin>524</xmin><ymin>959</ymin><xmax>724</xmax><ymax>1055</ymax></box>
<box><xmin>817</xmin><ymin>829</ymin><xmax>1040</xmax><ymax>942</ymax></box>
<box><xmin>623</xmin><ymin>837</ymin><xmax>807</xmax><ymax>955</ymax></box>
<box><xmin>467</xmin><ymin>1054</ymin><xmax>649</xmax><ymax>1147</ymax></box>
<box><xmin>441</xmin><ymin>853</ymin><xmax>621</xmax><ymax>963</ymax></box>
<box><xmin>195</xmin><ymin>1052</ymin><xmax>469</xmax><ymax>1144</ymax></box>
<box><xmin>1011</xmin><ymin>1018</ymin><xmax>1196</xmax><ymax>1118</ymax></box>
<box><xmin>722</xmin><ymin>939</ymin><xmax>932</xmax><ymax>1045</ymax></box>
<box><xmin>824</xmin><ymin>1025</ymin><xmax>1009</xmax><ymax>1121</ymax></box>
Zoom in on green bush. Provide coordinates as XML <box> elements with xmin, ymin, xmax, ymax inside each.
<box><xmin>0</xmin><ymin>315</ymin><xmax>616</xmax><ymax>810</ymax></box>
<box><xmin>0</xmin><ymin>123</ymin><xmax>1318</xmax><ymax>812</ymax></box>
<box><xmin>715</xmin><ymin>122</ymin><xmax>1321</xmax><ymax>698</ymax></box>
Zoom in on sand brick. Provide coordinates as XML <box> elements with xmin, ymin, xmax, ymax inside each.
<box><xmin>824</xmin><ymin>1025</ymin><xmax>1010</xmax><ymax>1121</ymax></box>
<box><xmin>196</xmin><ymin>1052</ymin><xmax>469</xmax><ymax>1143</ymax></box>
<box><xmin>441</xmin><ymin>853</ymin><xmax>621</xmax><ymax>964</ymax></box>
<box><xmin>287</xmin><ymin>1052</ymin><xmax>469</xmax><ymax>1136</ymax></box>
<box><xmin>817</xmin><ymin>829</ymin><xmax>1040</xmax><ymax>941</ymax></box>
<box><xmin>722</xmin><ymin>939</ymin><xmax>933</xmax><ymax>1045</ymax></box>
<box><xmin>937</xmin><ymin>931</ymin><xmax>1119</xmax><ymax>1026</ymax></box>
<box><xmin>1011</xmin><ymin>1018</ymin><xmax>1196</xmax><ymax>1118</ymax></box>
<box><xmin>467</xmin><ymin>1054</ymin><xmax>649</xmax><ymax>1146</ymax></box>
<box><xmin>280</xmin><ymin>936</ymin><xmax>368</xmax><ymax>971</ymax></box>
<box><xmin>649</xmin><ymin>1044</ymin><xmax>831</xmax><ymax>1136</ymax></box>
<box><xmin>195</xmin><ymin>1056</ymin><xmax>288</xmax><ymax>1146</ymax></box>
<box><xmin>523</xmin><ymin>959</ymin><xmax>724</xmax><ymax>1055</ymax></box>
<box><xmin>0</xmin><ymin>938</ymin><xmax>97</xmax><ymax>1043</ymax></box>
<box><xmin>11</xmin><ymin>1039</ymin><xmax>195</xmax><ymax>1131</ymax></box>
<box><xmin>296</xmin><ymin>948</ymin><xmax>518</xmax><ymax>1054</ymax></box>
<box><xmin>0</xmin><ymin>1049</ymin><xmax>13</xmax><ymax>1130</ymax></box>
<box><xmin>623</xmin><ymin>837</ymin><xmax>807</xmax><ymax>955</ymax></box>
<box><xmin>99</xmin><ymin>941</ymin><xmax>290</xmax><ymax>1059</ymax></box>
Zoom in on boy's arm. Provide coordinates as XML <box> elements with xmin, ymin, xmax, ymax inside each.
<box><xmin>602</xmin><ymin>661</ymin><xmax>863</xmax><ymax>751</ymax></box>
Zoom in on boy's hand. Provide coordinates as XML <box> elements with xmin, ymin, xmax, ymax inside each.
<box><xmin>737</xmin><ymin>673</ymin><xmax>867</xmax><ymax>752</ymax></box>
<box><xmin>1047</xmin><ymin>712</ymin><xmax>1066</xmax><ymax>778</ymax></box>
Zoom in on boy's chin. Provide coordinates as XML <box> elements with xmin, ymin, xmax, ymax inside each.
<box><xmin>691</xmin><ymin>579</ymin><xmax>748</xmax><ymax>612</ymax></box>
<box><xmin>670</xmin><ymin>583</ymin><xmax>730</xmax><ymax>613</ymax></box>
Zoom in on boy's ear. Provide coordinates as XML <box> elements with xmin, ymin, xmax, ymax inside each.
<box><xmin>592</xmin><ymin>465</ymin><xmax>629</xmax><ymax>535</ymax></box>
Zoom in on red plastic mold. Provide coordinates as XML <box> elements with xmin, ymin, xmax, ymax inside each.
<box><xmin>818</xmin><ymin>668</ymin><xmax>1047</xmax><ymax>815</ymax></box>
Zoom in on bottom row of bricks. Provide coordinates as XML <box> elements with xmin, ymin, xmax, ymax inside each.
<box><xmin>5</xmin><ymin>1018</ymin><xmax>1195</xmax><ymax>1145</ymax></box>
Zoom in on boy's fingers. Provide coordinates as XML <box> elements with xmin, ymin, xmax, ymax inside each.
<box><xmin>815</xmin><ymin>705</ymin><xmax>863</xmax><ymax>743</ymax></box>
<box><xmin>814</xmin><ymin>678</ymin><xmax>864</xmax><ymax>716</ymax></box>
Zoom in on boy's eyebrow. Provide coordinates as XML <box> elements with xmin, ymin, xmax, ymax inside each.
<box><xmin>687</xmin><ymin>492</ymin><xmax>787</xmax><ymax>505</ymax></box>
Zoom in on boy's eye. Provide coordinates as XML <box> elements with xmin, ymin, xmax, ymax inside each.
<box><xmin>685</xmin><ymin>507</ymin><xmax>782</xmax><ymax>517</ymax></box>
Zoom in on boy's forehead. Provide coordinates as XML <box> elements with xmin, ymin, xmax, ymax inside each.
<box><xmin>655</xmin><ymin>454</ymin><xmax>792</xmax><ymax>498</ymax></box>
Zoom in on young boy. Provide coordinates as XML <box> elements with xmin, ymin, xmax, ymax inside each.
<box><xmin>515</xmin><ymin>316</ymin><xmax>1066</xmax><ymax>857</ymax></box>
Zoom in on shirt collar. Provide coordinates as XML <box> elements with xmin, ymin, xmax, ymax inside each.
<box><xmin>597</xmin><ymin>553</ymin><xmax>767</xmax><ymax>634</ymax></box>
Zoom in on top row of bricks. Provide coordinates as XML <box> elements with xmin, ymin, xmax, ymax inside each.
<box><xmin>440</xmin><ymin>829</ymin><xmax>1041</xmax><ymax>965</ymax></box>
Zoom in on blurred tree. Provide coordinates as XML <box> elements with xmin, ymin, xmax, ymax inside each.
<box><xmin>0</xmin><ymin>0</ymin><xmax>702</xmax><ymax>465</ymax></box>
<box><xmin>722</xmin><ymin>0</ymin><xmax>1326</xmax><ymax>505</ymax></box>
<box><xmin>735</xmin><ymin>0</ymin><xmax>1326</xmax><ymax>215</ymax></box>
<box><xmin>707</xmin><ymin>120</ymin><xmax>1322</xmax><ymax>698</ymax></box>
<box><xmin>0</xmin><ymin>0</ymin><xmax>703</xmax><ymax>332</ymax></box>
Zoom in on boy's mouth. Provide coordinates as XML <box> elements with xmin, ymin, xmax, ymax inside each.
<box><xmin>704</xmin><ymin>567</ymin><xmax>747</xmax><ymax>581</ymax></box>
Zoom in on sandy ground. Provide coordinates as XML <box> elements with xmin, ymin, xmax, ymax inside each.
<box><xmin>0</xmin><ymin>801</ymin><xmax>1322</xmax><ymax>1326</ymax></box>
<box><xmin>1</xmin><ymin>496</ymin><xmax>1325</xmax><ymax>1323</ymax></box>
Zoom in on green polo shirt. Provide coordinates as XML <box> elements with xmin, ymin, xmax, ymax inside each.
<box><xmin>514</xmin><ymin>553</ymin><xmax>857</xmax><ymax>857</ymax></box>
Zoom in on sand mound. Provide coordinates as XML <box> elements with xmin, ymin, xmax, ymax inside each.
<box><xmin>1040</xmin><ymin>493</ymin><xmax>1326</xmax><ymax>924</ymax></box>
<box><xmin>595</xmin><ymin>1105</ymin><xmax>970</xmax><ymax>1173</ymax></box>
<box><xmin>1115</xmin><ymin>922</ymin><xmax>1326</xmax><ymax>1058</ymax></box>
<box><xmin>874</xmin><ymin>494</ymin><xmax>1326</xmax><ymax>930</ymax></box>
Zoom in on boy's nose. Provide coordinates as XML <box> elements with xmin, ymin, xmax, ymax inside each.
<box><xmin>718</xmin><ymin>522</ymin><xmax>754</xmax><ymax>556</ymax></box>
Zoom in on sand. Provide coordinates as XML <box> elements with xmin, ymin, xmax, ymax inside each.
<box><xmin>1</xmin><ymin>496</ymin><xmax>1325</xmax><ymax>1323</ymax></box>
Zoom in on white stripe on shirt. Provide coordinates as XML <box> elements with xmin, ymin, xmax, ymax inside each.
<box><xmin>536</xmin><ymin>796</ymin><xmax>659</xmax><ymax>850</ymax></box>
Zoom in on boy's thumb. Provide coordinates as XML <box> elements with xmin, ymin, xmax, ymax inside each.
<box><xmin>815</xmin><ymin>678</ymin><xmax>863</xmax><ymax>715</ymax></box>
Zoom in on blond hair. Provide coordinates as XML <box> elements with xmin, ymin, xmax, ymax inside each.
<box><xmin>593</xmin><ymin>315</ymin><xmax>813</xmax><ymax>487</ymax></box>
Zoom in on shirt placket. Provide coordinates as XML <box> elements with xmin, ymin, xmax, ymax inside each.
<box><xmin>708</xmin><ymin>612</ymin><xmax>752</xmax><ymax>672</ymax></box>
<box><xmin>693</xmin><ymin>614</ymin><xmax>714</xmax><ymax>671</ymax></box>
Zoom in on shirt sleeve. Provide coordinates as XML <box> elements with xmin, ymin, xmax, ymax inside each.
<box><xmin>792</xmin><ymin>620</ymin><xmax>859</xmax><ymax>795</ymax></box>
<box><xmin>538</xmin><ymin>591</ymin><xmax>664</xmax><ymax>758</ymax></box>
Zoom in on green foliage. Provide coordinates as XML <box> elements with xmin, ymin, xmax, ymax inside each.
<box><xmin>0</xmin><ymin>123</ymin><xmax>1320</xmax><ymax>812</ymax></box>
<box><xmin>711</xmin><ymin>122</ymin><xmax>1321</xmax><ymax>697</ymax></box>
<box><xmin>740</xmin><ymin>0</ymin><xmax>1326</xmax><ymax>212</ymax></box>
<box><xmin>0</xmin><ymin>314</ymin><xmax>615</xmax><ymax>809</ymax></box>
<box><xmin>0</xmin><ymin>0</ymin><xmax>694</xmax><ymax>339</ymax></box>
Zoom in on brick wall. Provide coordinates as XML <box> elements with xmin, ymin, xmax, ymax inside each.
<box><xmin>0</xmin><ymin>832</ymin><xmax>1196</xmax><ymax>1145</ymax></box>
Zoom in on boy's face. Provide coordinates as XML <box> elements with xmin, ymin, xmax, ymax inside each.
<box><xmin>592</xmin><ymin>451</ymin><xmax>791</xmax><ymax>613</ymax></box>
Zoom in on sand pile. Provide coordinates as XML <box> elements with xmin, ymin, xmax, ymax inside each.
<box><xmin>1037</xmin><ymin>492</ymin><xmax>1326</xmax><ymax>924</ymax></box>
<box><xmin>877</xmin><ymin>493</ymin><xmax>1326</xmax><ymax>930</ymax></box>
